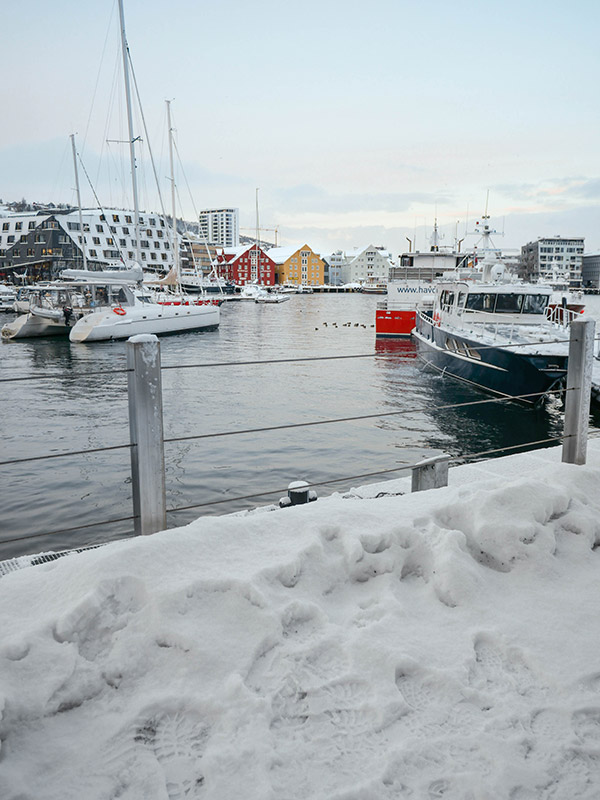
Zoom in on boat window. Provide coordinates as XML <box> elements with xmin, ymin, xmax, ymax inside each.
<box><xmin>465</xmin><ymin>293</ymin><xmax>484</xmax><ymax>310</ymax></box>
<box><xmin>457</xmin><ymin>292</ymin><xmax>467</xmax><ymax>308</ymax></box>
<box><xmin>522</xmin><ymin>294</ymin><xmax>549</xmax><ymax>314</ymax></box>
<box><xmin>465</xmin><ymin>344</ymin><xmax>482</xmax><ymax>360</ymax></box>
<box><xmin>494</xmin><ymin>294</ymin><xmax>524</xmax><ymax>313</ymax></box>
<box><xmin>445</xmin><ymin>337</ymin><xmax>457</xmax><ymax>351</ymax></box>
<box><xmin>440</xmin><ymin>290</ymin><xmax>455</xmax><ymax>311</ymax></box>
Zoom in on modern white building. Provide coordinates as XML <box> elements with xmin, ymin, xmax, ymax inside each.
<box><xmin>521</xmin><ymin>237</ymin><xmax>584</xmax><ymax>288</ymax></box>
<box><xmin>199</xmin><ymin>208</ymin><xmax>239</xmax><ymax>248</ymax></box>
<box><xmin>0</xmin><ymin>207</ymin><xmax>177</xmax><ymax>281</ymax></box>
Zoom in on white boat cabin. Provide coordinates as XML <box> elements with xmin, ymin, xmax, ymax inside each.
<box><xmin>432</xmin><ymin>281</ymin><xmax>554</xmax><ymax>327</ymax></box>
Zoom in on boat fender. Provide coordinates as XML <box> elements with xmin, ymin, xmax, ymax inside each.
<box><xmin>113</xmin><ymin>307</ymin><xmax>126</xmax><ymax>315</ymax></box>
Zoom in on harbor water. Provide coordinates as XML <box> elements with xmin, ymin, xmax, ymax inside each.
<box><xmin>2</xmin><ymin>292</ymin><xmax>599</xmax><ymax>561</ymax></box>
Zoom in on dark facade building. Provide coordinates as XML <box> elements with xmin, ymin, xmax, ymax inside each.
<box><xmin>582</xmin><ymin>252</ymin><xmax>600</xmax><ymax>290</ymax></box>
<box><xmin>0</xmin><ymin>212</ymin><xmax>84</xmax><ymax>282</ymax></box>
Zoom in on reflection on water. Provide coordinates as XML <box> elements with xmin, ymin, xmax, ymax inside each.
<box><xmin>0</xmin><ymin>294</ymin><xmax>585</xmax><ymax>560</ymax></box>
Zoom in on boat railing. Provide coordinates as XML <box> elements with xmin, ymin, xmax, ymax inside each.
<box><xmin>0</xmin><ymin>319</ymin><xmax>596</xmax><ymax>567</ymax></box>
<box><xmin>545</xmin><ymin>304</ymin><xmax>584</xmax><ymax>328</ymax></box>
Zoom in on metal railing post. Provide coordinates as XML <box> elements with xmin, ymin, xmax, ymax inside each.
<box><xmin>411</xmin><ymin>454</ymin><xmax>450</xmax><ymax>492</ymax></box>
<box><xmin>562</xmin><ymin>318</ymin><xmax>595</xmax><ymax>465</ymax></box>
<box><xmin>127</xmin><ymin>334</ymin><xmax>166</xmax><ymax>534</ymax></box>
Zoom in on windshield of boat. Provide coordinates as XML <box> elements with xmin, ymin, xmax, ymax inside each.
<box><xmin>464</xmin><ymin>292</ymin><xmax>549</xmax><ymax>314</ymax></box>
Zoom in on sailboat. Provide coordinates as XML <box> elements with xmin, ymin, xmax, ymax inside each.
<box><xmin>67</xmin><ymin>0</ymin><xmax>219</xmax><ymax>342</ymax></box>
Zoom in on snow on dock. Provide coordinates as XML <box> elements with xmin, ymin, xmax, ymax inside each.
<box><xmin>1</xmin><ymin>442</ymin><xmax>600</xmax><ymax>798</ymax></box>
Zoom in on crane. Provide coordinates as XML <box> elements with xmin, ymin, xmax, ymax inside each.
<box><xmin>240</xmin><ymin>226</ymin><xmax>280</xmax><ymax>246</ymax></box>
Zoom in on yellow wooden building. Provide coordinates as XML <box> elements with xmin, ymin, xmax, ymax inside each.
<box><xmin>267</xmin><ymin>244</ymin><xmax>325</xmax><ymax>286</ymax></box>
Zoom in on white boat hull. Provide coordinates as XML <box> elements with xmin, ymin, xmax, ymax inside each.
<box><xmin>2</xmin><ymin>312</ymin><xmax>72</xmax><ymax>339</ymax></box>
<box><xmin>69</xmin><ymin>303</ymin><xmax>219</xmax><ymax>342</ymax></box>
<box><xmin>255</xmin><ymin>293</ymin><xmax>290</xmax><ymax>304</ymax></box>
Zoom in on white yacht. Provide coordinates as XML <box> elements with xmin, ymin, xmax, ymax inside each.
<box><xmin>2</xmin><ymin>284</ymin><xmax>88</xmax><ymax>339</ymax></box>
<box><xmin>64</xmin><ymin>270</ymin><xmax>219</xmax><ymax>342</ymax></box>
<box><xmin>2</xmin><ymin>269</ymin><xmax>219</xmax><ymax>342</ymax></box>
<box><xmin>69</xmin><ymin>290</ymin><xmax>218</xmax><ymax>342</ymax></box>
<box><xmin>254</xmin><ymin>288</ymin><xmax>290</xmax><ymax>304</ymax></box>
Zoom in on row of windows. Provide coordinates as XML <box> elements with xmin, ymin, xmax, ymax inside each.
<box><xmin>2</xmin><ymin>214</ymin><xmax>167</xmax><ymax>233</ymax></box>
<box><xmin>463</xmin><ymin>292</ymin><xmax>548</xmax><ymax>314</ymax></box>
<box><xmin>10</xmin><ymin>247</ymin><xmax>63</xmax><ymax>257</ymax></box>
<box><xmin>2</xmin><ymin>221</ymin><xmax>38</xmax><ymax>231</ymax></box>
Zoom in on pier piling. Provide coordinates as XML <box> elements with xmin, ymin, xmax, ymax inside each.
<box><xmin>562</xmin><ymin>318</ymin><xmax>595</xmax><ymax>466</ymax></box>
<box><xmin>127</xmin><ymin>334</ymin><xmax>167</xmax><ymax>535</ymax></box>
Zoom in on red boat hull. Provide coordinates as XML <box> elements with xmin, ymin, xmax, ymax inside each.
<box><xmin>375</xmin><ymin>309</ymin><xmax>416</xmax><ymax>338</ymax></box>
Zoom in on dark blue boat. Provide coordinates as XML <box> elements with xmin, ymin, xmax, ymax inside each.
<box><xmin>413</xmin><ymin>280</ymin><xmax>572</xmax><ymax>405</ymax></box>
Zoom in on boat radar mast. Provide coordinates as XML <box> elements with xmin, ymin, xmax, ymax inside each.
<box><xmin>429</xmin><ymin>218</ymin><xmax>443</xmax><ymax>252</ymax></box>
<box><xmin>469</xmin><ymin>192</ymin><xmax>504</xmax><ymax>261</ymax></box>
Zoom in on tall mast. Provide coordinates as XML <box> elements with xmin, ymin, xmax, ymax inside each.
<box><xmin>255</xmin><ymin>187</ymin><xmax>260</xmax><ymax>283</ymax></box>
<box><xmin>117</xmin><ymin>0</ymin><xmax>141</xmax><ymax>265</ymax></box>
<box><xmin>70</xmin><ymin>133</ymin><xmax>88</xmax><ymax>271</ymax></box>
<box><xmin>166</xmin><ymin>100</ymin><xmax>180</xmax><ymax>286</ymax></box>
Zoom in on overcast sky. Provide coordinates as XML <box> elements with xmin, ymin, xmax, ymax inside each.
<box><xmin>2</xmin><ymin>0</ymin><xmax>599</xmax><ymax>255</ymax></box>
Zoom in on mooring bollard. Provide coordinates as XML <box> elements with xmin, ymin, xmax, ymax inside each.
<box><xmin>562</xmin><ymin>317</ymin><xmax>595</xmax><ymax>466</ymax></box>
<box><xmin>127</xmin><ymin>334</ymin><xmax>166</xmax><ymax>535</ymax></box>
<box><xmin>279</xmin><ymin>480</ymin><xmax>318</xmax><ymax>508</ymax></box>
<box><xmin>411</xmin><ymin>454</ymin><xmax>450</xmax><ymax>493</ymax></box>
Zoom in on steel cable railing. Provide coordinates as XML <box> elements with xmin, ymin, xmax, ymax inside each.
<box><xmin>0</xmin><ymin>433</ymin><xmax>574</xmax><ymax>546</ymax></box>
<box><xmin>1</xmin><ymin>331</ymin><xmax>595</xmax><ymax>552</ymax></box>
<box><xmin>165</xmin><ymin>433</ymin><xmax>572</xmax><ymax>515</ymax></box>
<box><xmin>0</xmin><ymin>515</ymin><xmax>138</xmax><ymax>547</ymax></box>
<box><xmin>0</xmin><ymin>387</ymin><xmax>570</xmax><ymax>467</ymax></box>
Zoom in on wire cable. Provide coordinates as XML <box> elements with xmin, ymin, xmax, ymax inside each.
<box><xmin>0</xmin><ymin>514</ymin><xmax>137</xmax><ymax>546</ymax></box>
<box><xmin>0</xmin><ymin>443</ymin><xmax>133</xmax><ymax>468</ymax></box>
<box><xmin>165</xmin><ymin>434</ymin><xmax>570</xmax><ymax>515</ymax></box>
<box><xmin>163</xmin><ymin>388</ymin><xmax>567</xmax><ymax>445</ymax></box>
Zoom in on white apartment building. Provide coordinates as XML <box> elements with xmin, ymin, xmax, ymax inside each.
<box><xmin>0</xmin><ymin>207</ymin><xmax>177</xmax><ymax>280</ymax></box>
<box><xmin>521</xmin><ymin>237</ymin><xmax>584</xmax><ymax>288</ymax></box>
<box><xmin>343</xmin><ymin>245</ymin><xmax>394</xmax><ymax>285</ymax></box>
<box><xmin>199</xmin><ymin>208</ymin><xmax>239</xmax><ymax>248</ymax></box>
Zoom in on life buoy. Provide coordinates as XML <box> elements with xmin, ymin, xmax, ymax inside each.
<box><xmin>113</xmin><ymin>307</ymin><xmax>126</xmax><ymax>315</ymax></box>
<box><xmin>433</xmin><ymin>311</ymin><xmax>441</xmax><ymax>327</ymax></box>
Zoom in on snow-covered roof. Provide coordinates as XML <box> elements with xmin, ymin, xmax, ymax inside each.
<box><xmin>265</xmin><ymin>246</ymin><xmax>300</xmax><ymax>264</ymax></box>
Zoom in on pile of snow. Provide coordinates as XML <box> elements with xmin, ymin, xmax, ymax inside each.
<box><xmin>2</xmin><ymin>447</ymin><xmax>600</xmax><ymax>799</ymax></box>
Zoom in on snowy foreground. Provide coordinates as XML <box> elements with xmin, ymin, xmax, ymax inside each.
<box><xmin>2</xmin><ymin>445</ymin><xmax>600</xmax><ymax>800</ymax></box>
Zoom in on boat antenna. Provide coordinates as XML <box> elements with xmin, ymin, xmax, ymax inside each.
<box><xmin>70</xmin><ymin>133</ymin><xmax>88</xmax><ymax>271</ymax></box>
<box><xmin>117</xmin><ymin>0</ymin><xmax>141</xmax><ymax>265</ymax></box>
